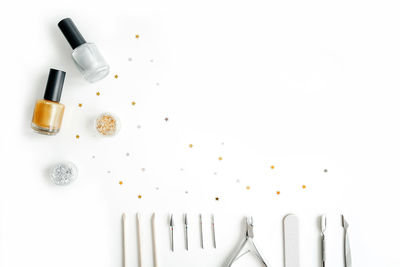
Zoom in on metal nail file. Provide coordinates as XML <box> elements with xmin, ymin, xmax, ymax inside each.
<box><xmin>199</xmin><ymin>214</ymin><xmax>204</xmax><ymax>249</ymax></box>
<box><xmin>211</xmin><ymin>214</ymin><xmax>216</xmax><ymax>248</ymax></box>
<box><xmin>169</xmin><ymin>214</ymin><xmax>174</xmax><ymax>252</ymax></box>
<box><xmin>320</xmin><ymin>215</ymin><xmax>327</xmax><ymax>267</ymax></box>
<box><xmin>342</xmin><ymin>215</ymin><xmax>352</xmax><ymax>267</ymax></box>
<box><xmin>184</xmin><ymin>213</ymin><xmax>189</xmax><ymax>250</ymax></box>
<box><xmin>283</xmin><ymin>214</ymin><xmax>300</xmax><ymax>267</ymax></box>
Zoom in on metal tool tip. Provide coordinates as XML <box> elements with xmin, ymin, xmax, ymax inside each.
<box><xmin>122</xmin><ymin>213</ymin><xmax>126</xmax><ymax>220</ymax></box>
<box><xmin>184</xmin><ymin>213</ymin><xmax>188</xmax><ymax>224</ymax></box>
<box><xmin>321</xmin><ymin>214</ymin><xmax>327</xmax><ymax>232</ymax></box>
<box><xmin>341</xmin><ymin>215</ymin><xmax>348</xmax><ymax>228</ymax></box>
<box><xmin>170</xmin><ymin>214</ymin><xmax>174</xmax><ymax>226</ymax></box>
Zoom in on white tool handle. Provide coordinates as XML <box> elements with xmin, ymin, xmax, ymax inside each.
<box><xmin>136</xmin><ymin>213</ymin><xmax>143</xmax><ymax>267</ymax></box>
<box><xmin>122</xmin><ymin>213</ymin><xmax>127</xmax><ymax>267</ymax></box>
<box><xmin>151</xmin><ymin>213</ymin><xmax>158</xmax><ymax>267</ymax></box>
<box><xmin>283</xmin><ymin>214</ymin><xmax>300</xmax><ymax>267</ymax></box>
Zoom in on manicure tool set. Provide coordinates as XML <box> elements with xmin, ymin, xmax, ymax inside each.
<box><xmin>121</xmin><ymin>213</ymin><xmax>352</xmax><ymax>267</ymax></box>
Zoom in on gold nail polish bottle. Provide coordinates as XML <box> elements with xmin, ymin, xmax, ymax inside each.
<box><xmin>31</xmin><ymin>69</ymin><xmax>66</xmax><ymax>135</ymax></box>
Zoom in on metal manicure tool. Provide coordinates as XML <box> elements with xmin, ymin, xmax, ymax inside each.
<box><xmin>184</xmin><ymin>213</ymin><xmax>189</xmax><ymax>250</ymax></box>
<box><xmin>342</xmin><ymin>215</ymin><xmax>352</xmax><ymax>267</ymax></box>
<box><xmin>211</xmin><ymin>214</ymin><xmax>216</xmax><ymax>249</ymax></box>
<box><xmin>169</xmin><ymin>214</ymin><xmax>174</xmax><ymax>252</ymax></box>
<box><xmin>320</xmin><ymin>215</ymin><xmax>327</xmax><ymax>267</ymax></box>
<box><xmin>199</xmin><ymin>214</ymin><xmax>204</xmax><ymax>249</ymax></box>
<box><xmin>225</xmin><ymin>217</ymin><xmax>270</xmax><ymax>267</ymax></box>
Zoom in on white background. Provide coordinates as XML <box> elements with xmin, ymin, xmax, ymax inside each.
<box><xmin>1</xmin><ymin>0</ymin><xmax>399</xmax><ymax>266</ymax></box>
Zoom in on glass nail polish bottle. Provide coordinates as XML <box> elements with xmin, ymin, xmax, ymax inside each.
<box><xmin>58</xmin><ymin>18</ymin><xmax>110</xmax><ymax>83</ymax></box>
<box><xmin>31</xmin><ymin>69</ymin><xmax>66</xmax><ymax>135</ymax></box>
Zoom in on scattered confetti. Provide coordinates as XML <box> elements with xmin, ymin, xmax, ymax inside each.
<box><xmin>141</xmin><ymin>168</ymin><xmax>145</xmax><ymax>172</ymax></box>
<box><xmin>276</xmin><ymin>191</ymin><xmax>280</xmax><ymax>195</ymax></box>
<box><xmin>150</xmin><ymin>59</ymin><xmax>154</xmax><ymax>63</ymax></box>
<box><xmin>271</xmin><ymin>165</ymin><xmax>275</xmax><ymax>170</ymax></box>
<box><xmin>92</xmin><ymin>155</ymin><xmax>95</xmax><ymax>159</ymax></box>
<box><xmin>138</xmin><ymin>195</ymin><xmax>142</xmax><ymax>199</ymax></box>
<box><xmin>156</xmin><ymin>82</ymin><xmax>160</xmax><ymax>86</ymax></box>
<box><xmin>128</xmin><ymin>57</ymin><xmax>132</xmax><ymax>61</ymax></box>
<box><xmin>119</xmin><ymin>181</ymin><xmax>123</xmax><ymax>185</ymax></box>
<box><xmin>135</xmin><ymin>34</ymin><xmax>140</xmax><ymax>39</ymax></box>
<box><xmin>185</xmin><ymin>190</ymin><xmax>188</xmax><ymax>194</ymax></box>
<box><xmin>218</xmin><ymin>157</ymin><xmax>223</xmax><ymax>161</ymax></box>
<box><xmin>155</xmin><ymin>187</ymin><xmax>159</xmax><ymax>190</ymax></box>
<box><xmin>215</xmin><ymin>197</ymin><xmax>219</xmax><ymax>201</ymax></box>
<box><xmin>114</xmin><ymin>74</ymin><xmax>118</xmax><ymax>79</ymax></box>
<box><xmin>107</xmin><ymin>171</ymin><xmax>111</xmax><ymax>174</ymax></box>
<box><xmin>236</xmin><ymin>179</ymin><xmax>241</xmax><ymax>183</ymax></box>
<box><xmin>214</xmin><ymin>172</ymin><xmax>217</xmax><ymax>175</ymax></box>
<box><xmin>126</xmin><ymin>153</ymin><xmax>130</xmax><ymax>157</ymax></box>
<box><xmin>96</xmin><ymin>92</ymin><xmax>100</xmax><ymax>96</ymax></box>
<box><xmin>189</xmin><ymin>144</ymin><xmax>193</xmax><ymax>148</ymax></box>
<box><xmin>324</xmin><ymin>169</ymin><xmax>328</xmax><ymax>173</ymax></box>
<box><xmin>165</xmin><ymin>117</ymin><xmax>169</xmax><ymax>122</ymax></box>
<box><xmin>75</xmin><ymin>134</ymin><xmax>80</xmax><ymax>139</ymax></box>
<box><xmin>131</xmin><ymin>101</ymin><xmax>136</xmax><ymax>106</ymax></box>
<box><xmin>246</xmin><ymin>186</ymin><xmax>251</xmax><ymax>190</ymax></box>
<box><xmin>302</xmin><ymin>185</ymin><xmax>306</xmax><ymax>189</ymax></box>
<box><xmin>180</xmin><ymin>168</ymin><xmax>184</xmax><ymax>171</ymax></box>
<box><xmin>78</xmin><ymin>103</ymin><xmax>82</xmax><ymax>107</ymax></box>
<box><xmin>137</xmin><ymin>125</ymin><xmax>141</xmax><ymax>129</ymax></box>
<box><xmin>221</xmin><ymin>142</ymin><xmax>224</xmax><ymax>146</ymax></box>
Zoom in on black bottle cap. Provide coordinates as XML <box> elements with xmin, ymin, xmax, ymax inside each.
<box><xmin>58</xmin><ymin>18</ymin><xmax>86</xmax><ymax>49</ymax></box>
<box><xmin>44</xmin><ymin>69</ymin><xmax>66</xmax><ymax>103</ymax></box>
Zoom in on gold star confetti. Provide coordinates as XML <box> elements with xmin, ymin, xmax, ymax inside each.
<box><xmin>302</xmin><ymin>185</ymin><xmax>306</xmax><ymax>189</ymax></box>
<box><xmin>270</xmin><ymin>165</ymin><xmax>275</xmax><ymax>170</ymax></box>
<box><xmin>276</xmin><ymin>191</ymin><xmax>280</xmax><ymax>195</ymax></box>
<box><xmin>131</xmin><ymin>101</ymin><xmax>136</xmax><ymax>106</ymax></box>
<box><xmin>218</xmin><ymin>157</ymin><xmax>223</xmax><ymax>161</ymax></box>
<box><xmin>246</xmin><ymin>186</ymin><xmax>251</xmax><ymax>190</ymax></box>
<box><xmin>141</xmin><ymin>168</ymin><xmax>145</xmax><ymax>172</ymax></box>
<box><xmin>165</xmin><ymin>117</ymin><xmax>169</xmax><ymax>122</ymax></box>
<box><xmin>96</xmin><ymin>92</ymin><xmax>100</xmax><ymax>96</ymax></box>
<box><xmin>138</xmin><ymin>195</ymin><xmax>142</xmax><ymax>199</ymax></box>
<box><xmin>189</xmin><ymin>144</ymin><xmax>193</xmax><ymax>148</ymax></box>
<box><xmin>114</xmin><ymin>74</ymin><xmax>118</xmax><ymax>79</ymax></box>
<box><xmin>215</xmin><ymin>197</ymin><xmax>219</xmax><ymax>201</ymax></box>
<box><xmin>75</xmin><ymin>134</ymin><xmax>80</xmax><ymax>139</ymax></box>
<box><xmin>78</xmin><ymin>103</ymin><xmax>82</xmax><ymax>107</ymax></box>
<box><xmin>135</xmin><ymin>34</ymin><xmax>140</xmax><ymax>39</ymax></box>
<box><xmin>119</xmin><ymin>181</ymin><xmax>123</xmax><ymax>185</ymax></box>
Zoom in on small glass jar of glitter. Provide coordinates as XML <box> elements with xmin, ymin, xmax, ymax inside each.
<box><xmin>95</xmin><ymin>112</ymin><xmax>121</xmax><ymax>137</ymax></box>
<box><xmin>50</xmin><ymin>162</ymin><xmax>78</xmax><ymax>185</ymax></box>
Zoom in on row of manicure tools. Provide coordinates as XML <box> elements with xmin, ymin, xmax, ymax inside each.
<box><xmin>169</xmin><ymin>213</ymin><xmax>217</xmax><ymax>251</ymax></box>
<box><xmin>225</xmin><ymin>214</ymin><xmax>352</xmax><ymax>267</ymax></box>
<box><xmin>122</xmin><ymin>213</ymin><xmax>218</xmax><ymax>267</ymax></box>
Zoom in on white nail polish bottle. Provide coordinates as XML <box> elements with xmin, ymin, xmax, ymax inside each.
<box><xmin>58</xmin><ymin>18</ymin><xmax>110</xmax><ymax>83</ymax></box>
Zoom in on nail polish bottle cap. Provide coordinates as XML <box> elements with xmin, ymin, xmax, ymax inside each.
<box><xmin>58</xmin><ymin>18</ymin><xmax>87</xmax><ymax>50</ymax></box>
<box><xmin>44</xmin><ymin>69</ymin><xmax>66</xmax><ymax>103</ymax></box>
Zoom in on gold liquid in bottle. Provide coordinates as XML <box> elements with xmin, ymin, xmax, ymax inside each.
<box><xmin>31</xmin><ymin>69</ymin><xmax>66</xmax><ymax>135</ymax></box>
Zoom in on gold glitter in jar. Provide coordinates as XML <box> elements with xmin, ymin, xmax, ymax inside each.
<box><xmin>135</xmin><ymin>34</ymin><xmax>140</xmax><ymax>39</ymax></box>
<box><xmin>189</xmin><ymin>144</ymin><xmax>193</xmax><ymax>148</ymax></box>
<box><xmin>270</xmin><ymin>165</ymin><xmax>275</xmax><ymax>170</ymax></box>
<box><xmin>95</xmin><ymin>113</ymin><xmax>120</xmax><ymax>136</ymax></box>
<box><xmin>119</xmin><ymin>181</ymin><xmax>123</xmax><ymax>185</ymax></box>
<box><xmin>246</xmin><ymin>186</ymin><xmax>251</xmax><ymax>190</ymax></box>
<box><xmin>138</xmin><ymin>195</ymin><xmax>142</xmax><ymax>199</ymax></box>
<box><xmin>78</xmin><ymin>103</ymin><xmax>82</xmax><ymax>107</ymax></box>
<box><xmin>218</xmin><ymin>157</ymin><xmax>223</xmax><ymax>161</ymax></box>
<box><xmin>215</xmin><ymin>197</ymin><xmax>219</xmax><ymax>201</ymax></box>
<box><xmin>302</xmin><ymin>185</ymin><xmax>306</xmax><ymax>189</ymax></box>
<box><xmin>75</xmin><ymin>134</ymin><xmax>80</xmax><ymax>139</ymax></box>
<box><xmin>131</xmin><ymin>101</ymin><xmax>136</xmax><ymax>106</ymax></box>
<box><xmin>114</xmin><ymin>75</ymin><xmax>118</xmax><ymax>79</ymax></box>
<box><xmin>276</xmin><ymin>191</ymin><xmax>280</xmax><ymax>195</ymax></box>
<box><xmin>96</xmin><ymin>92</ymin><xmax>100</xmax><ymax>96</ymax></box>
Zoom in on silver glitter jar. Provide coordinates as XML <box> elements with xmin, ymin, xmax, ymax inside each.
<box><xmin>50</xmin><ymin>162</ymin><xmax>78</xmax><ymax>185</ymax></box>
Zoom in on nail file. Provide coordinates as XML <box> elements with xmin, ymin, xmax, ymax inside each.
<box><xmin>283</xmin><ymin>214</ymin><xmax>300</xmax><ymax>267</ymax></box>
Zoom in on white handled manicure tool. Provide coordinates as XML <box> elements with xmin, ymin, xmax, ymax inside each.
<box><xmin>283</xmin><ymin>214</ymin><xmax>300</xmax><ymax>267</ymax></box>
